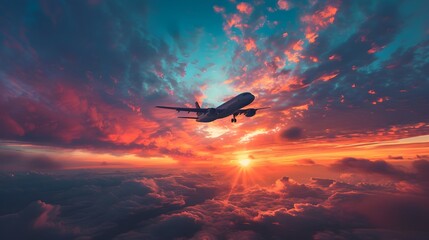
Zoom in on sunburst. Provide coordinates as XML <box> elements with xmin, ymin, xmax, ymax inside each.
<box><xmin>238</xmin><ymin>159</ymin><xmax>251</xmax><ymax>168</ymax></box>
<box><xmin>224</xmin><ymin>158</ymin><xmax>264</xmax><ymax>202</ymax></box>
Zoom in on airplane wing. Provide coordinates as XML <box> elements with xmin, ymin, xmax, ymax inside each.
<box><xmin>235</xmin><ymin>107</ymin><xmax>270</xmax><ymax>115</ymax></box>
<box><xmin>178</xmin><ymin>116</ymin><xmax>199</xmax><ymax>119</ymax></box>
<box><xmin>155</xmin><ymin>106</ymin><xmax>208</xmax><ymax>113</ymax></box>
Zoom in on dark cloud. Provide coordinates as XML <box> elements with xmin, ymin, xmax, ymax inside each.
<box><xmin>331</xmin><ymin>158</ymin><xmax>429</xmax><ymax>194</ymax></box>
<box><xmin>0</xmin><ymin>151</ymin><xmax>63</xmax><ymax>171</ymax></box>
<box><xmin>221</xmin><ymin>0</ymin><xmax>429</xmax><ymax>140</ymax></box>
<box><xmin>276</xmin><ymin>177</ymin><xmax>326</xmax><ymax>199</ymax></box>
<box><xmin>310</xmin><ymin>178</ymin><xmax>335</xmax><ymax>188</ymax></box>
<box><xmin>27</xmin><ymin>156</ymin><xmax>62</xmax><ymax>170</ymax></box>
<box><xmin>413</xmin><ymin>159</ymin><xmax>429</xmax><ymax>182</ymax></box>
<box><xmin>0</xmin><ymin>200</ymin><xmax>76</xmax><ymax>240</ymax></box>
<box><xmin>331</xmin><ymin>157</ymin><xmax>409</xmax><ymax>179</ymax></box>
<box><xmin>1</xmin><ymin>162</ymin><xmax>428</xmax><ymax>239</ymax></box>
<box><xmin>0</xmin><ymin>1</ymin><xmax>203</xmax><ymax>158</ymax></box>
<box><xmin>301</xmin><ymin>1</ymin><xmax>403</xmax><ymax>85</ymax></box>
<box><xmin>281</xmin><ymin>126</ymin><xmax>304</xmax><ymax>140</ymax></box>
<box><xmin>145</xmin><ymin>212</ymin><xmax>202</xmax><ymax>240</ymax></box>
<box><xmin>285</xmin><ymin>2</ymin><xmax>429</xmax><ymax>136</ymax></box>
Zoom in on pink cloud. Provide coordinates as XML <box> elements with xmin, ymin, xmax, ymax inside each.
<box><xmin>237</xmin><ymin>2</ymin><xmax>253</xmax><ymax>15</ymax></box>
<box><xmin>33</xmin><ymin>201</ymin><xmax>61</xmax><ymax>229</ymax></box>
<box><xmin>277</xmin><ymin>0</ymin><xmax>290</xmax><ymax>10</ymax></box>
<box><xmin>226</xmin><ymin>14</ymin><xmax>244</xmax><ymax>29</ymax></box>
<box><xmin>328</xmin><ymin>54</ymin><xmax>341</xmax><ymax>61</ymax></box>
<box><xmin>213</xmin><ymin>5</ymin><xmax>225</xmax><ymax>13</ymax></box>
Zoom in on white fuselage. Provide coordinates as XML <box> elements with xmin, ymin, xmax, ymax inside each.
<box><xmin>197</xmin><ymin>92</ymin><xmax>255</xmax><ymax>122</ymax></box>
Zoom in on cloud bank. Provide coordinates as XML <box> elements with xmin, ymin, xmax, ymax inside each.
<box><xmin>1</xmin><ymin>158</ymin><xmax>429</xmax><ymax>239</ymax></box>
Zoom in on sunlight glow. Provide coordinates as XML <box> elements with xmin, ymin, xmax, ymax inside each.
<box><xmin>238</xmin><ymin>159</ymin><xmax>251</xmax><ymax>168</ymax></box>
<box><xmin>225</xmin><ymin>158</ymin><xmax>264</xmax><ymax>203</ymax></box>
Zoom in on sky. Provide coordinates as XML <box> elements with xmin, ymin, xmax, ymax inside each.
<box><xmin>1</xmin><ymin>0</ymin><xmax>429</xmax><ymax>239</ymax></box>
<box><xmin>1</xmin><ymin>0</ymin><xmax>429</xmax><ymax>168</ymax></box>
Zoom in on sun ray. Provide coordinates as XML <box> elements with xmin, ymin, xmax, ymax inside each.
<box><xmin>224</xmin><ymin>158</ymin><xmax>266</xmax><ymax>203</ymax></box>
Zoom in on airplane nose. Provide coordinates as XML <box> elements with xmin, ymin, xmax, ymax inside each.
<box><xmin>249</xmin><ymin>93</ymin><xmax>255</xmax><ymax>102</ymax></box>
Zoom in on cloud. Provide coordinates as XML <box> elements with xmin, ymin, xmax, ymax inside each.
<box><xmin>213</xmin><ymin>5</ymin><xmax>225</xmax><ymax>13</ymax></box>
<box><xmin>0</xmin><ymin>200</ymin><xmax>77</xmax><ymax>240</ymax></box>
<box><xmin>277</xmin><ymin>0</ymin><xmax>290</xmax><ymax>10</ymax></box>
<box><xmin>0</xmin><ymin>1</ymin><xmax>213</xmax><ymax>161</ymax></box>
<box><xmin>274</xmin><ymin>177</ymin><xmax>325</xmax><ymax>199</ymax></box>
<box><xmin>1</xmin><ymin>2</ymin><xmax>429</xmax><ymax>238</ymax></box>
<box><xmin>2</xmin><ymin>163</ymin><xmax>429</xmax><ymax>239</ymax></box>
<box><xmin>281</xmin><ymin>126</ymin><xmax>304</xmax><ymax>140</ymax></box>
<box><xmin>0</xmin><ymin>151</ymin><xmax>63</xmax><ymax>171</ymax></box>
<box><xmin>301</xmin><ymin>3</ymin><xmax>339</xmax><ymax>43</ymax></box>
<box><xmin>331</xmin><ymin>158</ymin><xmax>429</xmax><ymax>194</ymax></box>
<box><xmin>145</xmin><ymin>212</ymin><xmax>202</xmax><ymax>240</ymax></box>
<box><xmin>331</xmin><ymin>157</ymin><xmax>407</xmax><ymax>178</ymax></box>
<box><xmin>310</xmin><ymin>178</ymin><xmax>334</xmax><ymax>188</ymax></box>
<box><xmin>236</xmin><ymin>2</ymin><xmax>253</xmax><ymax>15</ymax></box>
<box><xmin>218</xmin><ymin>0</ymin><xmax>429</xmax><ymax>143</ymax></box>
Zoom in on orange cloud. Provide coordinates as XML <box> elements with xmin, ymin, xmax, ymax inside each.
<box><xmin>283</xmin><ymin>40</ymin><xmax>305</xmax><ymax>63</ymax></box>
<box><xmin>317</xmin><ymin>71</ymin><xmax>339</xmax><ymax>82</ymax></box>
<box><xmin>284</xmin><ymin>51</ymin><xmax>301</xmax><ymax>63</ymax></box>
<box><xmin>304</xmin><ymin>28</ymin><xmax>318</xmax><ymax>43</ymax></box>
<box><xmin>301</xmin><ymin>4</ymin><xmax>339</xmax><ymax>43</ymax></box>
<box><xmin>244</xmin><ymin>38</ymin><xmax>257</xmax><ymax>51</ymax></box>
<box><xmin>309</xmin><ymin>56</ymin><xmax>318</xmax><ymax>62</ymax></box>
<box><xmin>237</xmin><ymin>2</ymin><xmax>253</xmax><ymax>15</ymax></box>
<box><xmin>292</xmin><ymin>40</ymin><xmax>304</xmax><ymax>51</ymax></box>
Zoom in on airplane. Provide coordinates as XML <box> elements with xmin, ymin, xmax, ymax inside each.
<box><xmin>156</xmin><ymin>92</ymin><xmax>269</xmax><ymax>123</ymax></box>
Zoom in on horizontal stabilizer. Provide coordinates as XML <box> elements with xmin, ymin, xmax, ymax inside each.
<box><xmin>178</xmin><ymin>117</ymin><xmax>198</xmax><ymax>119</ymax></box>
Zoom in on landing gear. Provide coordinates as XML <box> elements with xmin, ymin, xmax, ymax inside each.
<box><xmin>231</xmin><ymin>113</ymin><xmax>238</xmax><ymax>123</ymax></box>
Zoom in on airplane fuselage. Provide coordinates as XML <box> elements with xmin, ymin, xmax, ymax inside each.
<box><xmin>155</xmin><ymin>92</ymin><xmax>267</xmax><ymax>123</ymax></box>
<box><xmin>196</xmin><ymin>92</ymin><xmax>255</xmax><ymax>122</ymax></box>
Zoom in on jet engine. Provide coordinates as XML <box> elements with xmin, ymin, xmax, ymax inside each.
<box><xmin>244</xmin><ymin>109</ymin><xmax>256</xmax><ymax>117</ymax></box>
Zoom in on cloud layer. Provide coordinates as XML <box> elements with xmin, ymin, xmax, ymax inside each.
<box><xmin>1</xmin><ymin>158</ymin><xmax>429</xmax><ymax>239</ymax></box>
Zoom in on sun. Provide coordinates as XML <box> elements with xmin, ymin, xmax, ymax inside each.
<box><xmin>238</xmin><ymin>159</ymin><xmax>251</xmax><ymax>168</ymax></box>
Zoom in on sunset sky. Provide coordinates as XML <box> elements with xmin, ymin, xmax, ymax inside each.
<box><xmin>1</xmin><ymin>0</ymin><xmax>429</xmax><ymax>169</ymax></box>
<box><xmin>1</xmin><ymin>0</ymin><xmax>429</xmax><ymax>239</ymax></box>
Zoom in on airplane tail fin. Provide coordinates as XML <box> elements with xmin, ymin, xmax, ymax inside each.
<box><xmin>195</xmin><ymin>101</ymin><xmax>202</xmax><ymax>116</ymax></box>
